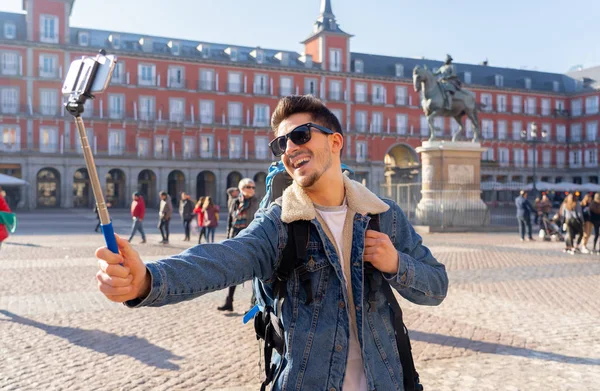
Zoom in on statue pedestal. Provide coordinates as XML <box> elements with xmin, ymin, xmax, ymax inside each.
<box><xmin>415</xmin><ymin>141</ymin><xmax>489</xmax><ymax>228</ymax></box>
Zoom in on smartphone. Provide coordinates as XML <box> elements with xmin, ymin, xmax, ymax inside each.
<box><xmin>62</xmin><ymin>52</ymin><xmax>117</xmax><ymax>97</ymax></box>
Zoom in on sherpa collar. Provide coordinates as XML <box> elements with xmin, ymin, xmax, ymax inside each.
<box><xmin>280</xmin><ymin>174</ymin><xmax>390</xmax><ymax>223</ymax></box>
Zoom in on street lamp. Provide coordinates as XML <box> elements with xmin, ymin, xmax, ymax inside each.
<box><xmin>521</xmin><ymin>122</ymin><xmax>547</xmax><ymax>194</ymax></box>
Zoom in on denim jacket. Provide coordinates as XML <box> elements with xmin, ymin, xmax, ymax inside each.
<box><xmin>126</xmin><ymin>176</ymin><xmax>449</xmax><ymax>391</ymax></box>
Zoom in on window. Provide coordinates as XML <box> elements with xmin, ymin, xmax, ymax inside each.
<box><xmin>542</xmin><ymin>150</ymin><xmax>551</xmax><ymax>168</ymax></box>
<box><xmin>482</xmin><ymin>119</ymin><xmax>494</xmax><ymax>139</ymax></box>
<box><xmin>137</xmin><ymin>138</ymin><xmax>150</xmax><ymax>157</ymax></box>
<box><xmin>170</xmin><ymin>41</ymin><xmax>180</xmax><ymax>56</ymax></box>
<box><xmin>199</xmin><ymin>69</ymin><xmax>215</xmax><ymax>91</ymax></box>
<box><xmin>138</xmin><ymin>64</ymin><xmax>156</xmax><ymax>86</ymax></box>
<box><xmin>355</xmin><ymin>111</ymin><xmax>367</xmax><ymax>132</ymax></box>
<box><xmin>183</xmin><ymin>137</ymin><xmax>195</xmax><ymax>159</ymax></box>
<box><xmin>496</xmin><ymin>120</ymin><xmax>507</xmax><ymax>140</ymax></box>
<box><xmin>40</xmin><ymin>15</ymin><xmax>58</xmax><ymax>43</ymax></box>
<box><xmin>355</xmin><ymin>83</ymin><xmax>367</xmax><ymax>103</ymax></box>
<box><xmin>372</xmin><ymin>85</ymin><xmax>385</xmax><ymax>104</ymax></box>
<box><xmin>256</xmin><ymin>50</ymin><xmax>264</xmax><ymax>64</ymax></box>
<box><xmin>1</xmin><ymin>52</ymin><xmax>19</xmax><ymax>75</ymax></box>
<box><xmin>496</xmin><ymin>95</ymin><xmax>506</xmax><ymax>112</ymax></box>
<box><xmin>40</xmin><ymin>127</ymin><xmax>58</xmax><ymax>153</ymax></box>
<box><xmin>108</xmin><ymin>94</ymin><xmax>124</xmax><ymax>119</ymax></box>
<box><xmin>329</xmin><ymin>48</ymin><xmax>342</xmax><ymax>72</ymax></box>
<box><xmin>200</xmin><ymin>134</ymin><xmax>214</xmax><ymax>158</ymax></box>
<box><xmin>463</xmin><ymin>72</ymin><xmax>471</xmax><ymax>84</ymax></box>
<box><xmin>494</xmin><ymin>74</ymin><xmax>504</xmax><ymax>87</ymax></box>
<box><xmin>483</xmin><ymin>147</ymin><xmax>494</xmax><ymax>161</ymax></box>
<box><xmin>498</xmin><ymin>148</ymin><xmax>509</xmax><ymax>167</ymax></box>
<box><xmin>228</xmin><ymin>72</ymin><xmax>242</xmax><ymax>93</ymax></box>
<box><xmin>254</xmin><ymin>74</ymin><xmax>268</xmax><ymax>95</ymax></box>
<box><xmin>109</xmin><ymin>33</ymin><xmax>120</xmax><ymax>49</ymax></box>
<box><xmin>78</xmin><ymin>32</ymin><xmax>89</xmax><ymax>46</ymax></box>
<box><xmin>553</xmin><ymin>81</ymin><xmax>560</xmax><ymax>92</ymax></box>
<box><xmin>329</xmin><ymin>80</ymin><xmax>342</xmax><ymax>101</ymax></box>
<box><xmin>586</xmin><ymin>96</ymin><xmax>599</xmax><ymax>115</ymax></box>
<box><xmin>585</xmin><ymin>149</ymin><xmax>598</xmax><ymax>167</ymax></box>
<box><xmin>0</xmin><ymin>125</ymin><xmax>20</xmax><ymax>152</ymax></box>
<box><xmin>199</xmin><ymin>100</ymin><xmax>214</xmax><ymax>124</ymax></box>
<box><xmin>39</xmin><ymin>54</ymin><xmax>57</xmax><ymax>78</ymax></box>
<box><xmin>108</xmin><ymin>130</ymin><xmax>125</xmax><ymax>155</ymax></box>
<box><xmin>556</xmin><ymin>151</ymin><xmax>566</xmax><ymax>168</ymax></box>
<box><xmin>524</xmin><ymin>97</ymin><xmax>536</xmax><ymax>115</ymax></box>
<box><xmin>541</xmin><ymin>99</ymin><xmax>551</xmax><ymax>116</ymax></box>
<box><xmin>40</xmin><ymin>89</ymin><xmax>58</xmax><ymax>115</ymax></box>
<box><xmin>280</xmin><ymin>76</ymin><xmax>294</xmax><ymax>96</ymax></box>
<box><xmin>354</xmin><ymin>60</ymin><xmax>363</xmax><ymax>73</ymax></box>
<box><xmin>541</xmin><ymin>123</ymin><xmax>551</xmax><ymax>142</ymax></box>
<box><xmin>371</xmin><ymin>112</ymin><xmax>383</xmax><ymax>133</ymax></box>
<box><xmin>154</xmin><ymin>135</ymin><xmax>169</xmax><ymax>158</ymax></box>
<box><xmin>396</xmin><ymin>114</ymin><xmax>407</xmax><ymax>135</ymax></box>
<box><xmin>420</xmin><ymin>115</ymin><xmax>429</xmax><ymax>136</ymax></box>
<box><xmin>168</xmin><ymin>66</ymin><xmax>185</xmax><ymax>88</ymax></box>
<box><xmin>527</xmin><ymin>148</ymin><xmax>538</xmax><ymax>168</ymax></box>
<box><xmin>569</xmin><ymin>150</ymin><xmax>582</xmax><ymax>168</ymax></box>
<box><xmin>356</xmin><ymin>141</ymin><xmax>368</xmax><ymax>162</ymax></box>
<box><xmin>139</xmin><ymin>96</ymin><xmax>155</xmax><ymax>121</ymax></box>
<box><xmin>331</xmin><ymin>109</ymin><xmax>343</xmax><ymax>128</ymax></box>
<box><xmin>571</xmin><ymin>124</ymin><xmax>582</xmax><ymax>142</ymax></box>
<box><xmin>524</xmin><ymin>78</ymin><xmax>532</xmax><ymax>89</ymax></box>
<box><xmin>396</xmin><ymin>86</ymin><xmax>407</xmax><ymax>105</ymax></box>
<box><xmin>304</xmin><ymin>78</ymin><xmax>318</xmax><ymax>95</ymax></box>
<box><xmin>81</xmin><ymin>98</ymin><xmax>93</xmax><ymax>118</ymax></box>
<box><xmin>111</xmin><ymin>61</ymin><xmax>125</xmax><ymax>84</ymax></box>
<box><xmin>228</xmin><ymin>102</ymin><xmax>243</xmax><ymax>126</ymax></box>
<box><xmin>511</xmin><ymin>96</ymin><xmax>522</xmax><ymax>114</ymax></box>
<box><xmin>480</xmin><ymin>93</ymin><xmax>492</xmax><ymax>112</ymax></box>
<box><xmin>513</xmin><ymin>148</ymin><xmax>525</xmax><ymax>168</ymax></box>
<box><xmin>556</xmin><ymin>125</ymin><xmax>566</xmax><ymax>142</ymax></box>
<box><xmin>572</xmin><ymin>99</ymin><xmax>582</xmax><ymax>117</ymax></box>
<box><xmin>586</xmin><ymin>121</ymin><xmax>598</xmax><ymax>142</ymax></box>
<box><xmin>4</xmin><ymin>22</ymin><xmax>16</xmax><ymax>39</ymax></box>
<box><xmin>253</xmin><ymin>104</ymin><xmax>270</xmax><ymax>127</ymax></box>
<box><xmin>255</xmin><ymin>136</ymin><xmax>269</xmax><ymax>160</ymax></box>
<box><xmin>512</xmin><ymin>121</ymin><xmax>522</xmax><ymax>140</ymax></box>
<box><xmin>1</xmin><ymin>87</ymin><xmax>18</xmax><ymax>114</ymax></box>
<box><xmin>555</xmin><ymin>99</ymin><xmax>565</xmax><ymax>113</ymax></box>
<box><xmin>229</xmin><ymin>135</ymin><xmax>242</xmax><ymax>159</ymax></box>
<box><xmin>169</xmin><ymin>98</ymin><xmax>185</xmax><ymax>123</ymax></box>
<box><xmin>228</xmin><ymin>48</ymin><xmax>238</xmax><ymax>62</ymax></box>
<box><xmin>395</xmin><ymin>64</ymin><xmax>404</xmax><ymax>78</ymax></box>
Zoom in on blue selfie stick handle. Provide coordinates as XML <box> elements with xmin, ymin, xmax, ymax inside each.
<box><xmin>101</xmin><ymin>221</ymin><xmax>119</xmax><ymax>254</ymax></box>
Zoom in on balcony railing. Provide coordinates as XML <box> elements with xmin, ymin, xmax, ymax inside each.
<box><xmin>38</xmin><ymin>67</ymin><xmax>60</xmax><ymax>79</ymax></box>
<box><xmin>227</xmin><ymin>83</ymin><xmax>243</xmax><ymax>94</ymax></box>
<box><xmin>198</xmin><ymin>80</ymin><xmax>215</xmax><ymax>91</ymax></box>
<box><xmin>166</xmin><ymin>78</ymin><xmax>188</xmax><ymax>89</ymax></box>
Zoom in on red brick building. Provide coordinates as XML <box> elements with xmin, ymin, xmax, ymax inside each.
<box><xmin>1</xmin><ymin>0</ymin><xmax>599</xmax><ymax>209</ymax></box>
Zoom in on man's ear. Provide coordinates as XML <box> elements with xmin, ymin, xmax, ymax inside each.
<box><xmin>331</xmin><ymin>133</ymin><xmax>343</xmax><ymax>154</ymax></box>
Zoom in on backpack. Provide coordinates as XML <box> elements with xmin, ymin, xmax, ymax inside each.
<box><xmin>247</xmin><ymin>162</ymin><xmax>423</xmax><ymax>391</ymax></box>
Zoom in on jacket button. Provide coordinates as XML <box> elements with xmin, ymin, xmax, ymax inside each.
<box><xmin>338</xmin><ymin>301</ymin><xmax>345</xmax><ymax>308</ymax></box>
<box><xmin>335</xmin><ymin>345</ymin><xmax>343</xmax><ymax>352</ymax></box>
<box><xmin>307</xmin><ymin>257</ymin><xmax>316</xmax><ymax>268</ymax></box>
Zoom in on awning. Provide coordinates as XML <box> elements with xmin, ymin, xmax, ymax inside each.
<box><xmin>0</xmin><ymin>173</ymin><xmax>28</xmax><ymax>186</ymax></box>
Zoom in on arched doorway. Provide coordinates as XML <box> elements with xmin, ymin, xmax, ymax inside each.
<box><xmin>168</xmin><ymin>170</ymin><xmax>185</xmax><ymax>207</ymax></box>
<box><xmin>196</xmin><ymin>171</ymin><xmax>216</xmax><ymax>201</ymax></box>
<box><xmin>384</xmin><ymin>144</ymin><xmax>420</xmax><ymax>183</ymax></box>
<box><xmin>106</xmin><ymin>168</ymin><xmax>126</xmax><ymax>207</ymax></box>
<box><xmin>36</xmin><ymin>167</ymin><xmax>61</xmax><ymax>207</ymax></box>
<box><xmin>227</xmin><ymin>171</ymin><xmax>242</xmax><ymax>189</ymax></box>
<box><xmin>73</xmin><ymin>168</ymin><xmax>92</xmax><ymax>208</ymax></box>
<box><xmin>254</xmin><ymin>172</ymin><xmax>267</xmax><ymax>200</ymax></box>
<box><xmin>137</xmin><ymin>169</ymin><xmax>156</xmax><ymax>208</ymax></box>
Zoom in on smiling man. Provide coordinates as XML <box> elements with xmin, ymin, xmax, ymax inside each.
<box><xmin>94</xmin><ymin>95</ymin><xmax>448</xmax><ymax>391</ymax></box>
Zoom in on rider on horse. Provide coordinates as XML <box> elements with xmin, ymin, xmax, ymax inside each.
<box><xmin>434</xmin><ymin>54</ymin><xmax>462</xmax><ymax>111</ymax></box>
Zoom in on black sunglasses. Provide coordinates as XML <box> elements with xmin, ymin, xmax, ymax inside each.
<box><xmin>269</xmin><ymin>123</ymin><xmax>335</xmax><ymax>157</ymax></box>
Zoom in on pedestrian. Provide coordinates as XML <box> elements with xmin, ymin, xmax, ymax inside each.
<box><xmin>590</xmin><ymin>193</ymin><xmax>600</xmax><ymax>254</ymax></box>
<box><xmin>560</xmin><ymin>193</ymin><xmax>584</xmax><ymax>254</ymax></box>
<box><xmin>515</xmin><ymin>190</ymin><xmax>535</xmax><ymax>241</ymax></box>
<box><xmin>225</xmin><ymin>187</ymin><xmax>240</xmax><ymax>239</ymax></box>
<box><xmin>0</xmin><ymin>187</ymin><xmax>15</xmax><ymax>249</ymax></box>
<box><xmin>580</xmin><ymin>193</ymin><xmax>593</xmax><ymax>253</ymax></box>
<box><xmin>201</xmin><ymin>196</ymin><xmax>219</xmax><ymax>243</ymax></box>
<box><xmin>158</xmin><ymin>191</ymin><xmax>172</xmax><ymax>244</ymax></box>
<box><xmin>128</xmin><ymin>192</ymin><xmax>146</xmax><ymax>244</ymax></box>
<box><xmin>194</xmin><ymin>196</ymin><xmax>207</xmax><ymax>244</ymax></box>
<box><xmin>179</xmin><ymin>192</ymin><xmax>194</xmax><ymax>241</ymax></box>
<box><xmin>95</xmin><ymin>95</ymin><xmax>448</xmax><ymax>391</ymax></box>
<box><xmin>93</xmin><ymin>204</ymin><xmax>101</xmax><ymax>232</ymax></box>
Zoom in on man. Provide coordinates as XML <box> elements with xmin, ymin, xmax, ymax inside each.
<box><xmin>158</xmin><ymin>191</ymin><xmax>172</xmax><ymax>244</ymax></box>
<box><xmin>515</xmin><ymin>190</ymin><xmax>535</xmax><ymax>241</ymax></box>
<box><xmin>179</xmin><ymin>192</ymin><xmax>194</xmax><ymax>241</ymax></box>
<box><xmin>95</xmin><ymin>95</ymin><xmax>448</xmax><ymax>391</ymax></box>
<box><xmin>434</xmin><ymin>54</ymin><xmax>461</xmax><ymax>111</ymax></box>
<box><xmin>225</xmin><ymin>187</ymin><xmax>240</xmax><ymax>239</ymax></box>
<box><xmin>128</xmin><ymin>192</ymin><xmax>146</xmax><ymax>244</ymax></box>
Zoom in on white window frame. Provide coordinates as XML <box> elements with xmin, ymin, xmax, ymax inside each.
<box><xmin>512</xmin><ymin>121</ymin><xmax>522</xmax><ymax>141</ymax></box>
<box><xmin>395</xmin><ymin>85</ymin><xmax>407</xmax><ymax>106</ymax></box>
<box><xmin>524</xmin><ymin>78</ymin><xmax>532</xmax><ymax>89</ymax></box>
<box><xmin>153</xmin><ymin>135</ymin><xmax>169</xmax><ymax>159</ymax></box>
<box><xmin>169</xmin><ymin>98</ymin><xmax>185</xmax><ymax>123</ymax></box>
<box><xmin>570</xmin><ymin>124</ymin><xmax>582</xmax><ymax>142</ymax></box>
<box><xmin>585</xmin><ymin>96</ymin><xmax>599</xmax><ymax>115</ymax></box>
<box><xmin>356</xmin><ymin>141</ymin><xmax>368</xmax><ymax>163</ymax></box>
<box><xmin>199</xmin><ymin>100</ymin><xmax>214</xmax><ymax>125</ymax></box>
<box><xmin>182</xmin><ymin>136</ymin><xmax>195</xmax><ymax>159</ymax></box>
<box><xmin>78</xmin><ymin>32</ymin><xmax>89</xmax><ymax>46</ymax></box>
<box><xmin>395</xmin><ymin>64</ymin><xmax>404</xmax><ymax>78</ymax></box>
<box><xmin>40</xmin><ymin>88</ymin><xmax>58</xmax><ymax>116</ymax></box>
<box><xmin>0</xmin><ymin>87</ymin><xmax>19</xmax><ymax>114</ymax></box>
<box><xmin>227</xmin><ymin>72</ymin><xmax>242</xmax><ymax>93</ymax></box>
<box><xmin>586</xmin><ymin>121</ymin><xmax>598</xmax><ymax>142</ymax></box>
<box><xmin>494</xmin><ymin>74</ymin><xmax>504</xmax><ymax>87</ymax></box>
<box><xmin>304</xmin><ymin>78</ymin><xmax>318</xmax><ymax>95</ymax></box>
<box><xmin>108</xmin><ymin>94</ymin><xmax>124</xmax><ymax>119</ymax></box>
<box><xmin>255</xmin><ymin>136</ymin><xmax>269</xmax><ymax>160</ymax></box>
<box><xmin>0</xmin><ymin>125</ymin><xmax>20</xmax><ymax>152</ymax></box>
<box><xmin>110</xmin><ymin>61</ymin><xmax>125</xmax><ymax>84</ymax></box>
<box><xmin>200</xmin><ymin>134</ymin><xmax>214</xmax><ymax>158</ymax></box>
<box><xmin>463</xmin><ymin>72</ymin><xmax>471</xmax><ymax>84</ymax></box>
<box><xmin>355</xmin><ymin>83</ymin><xmax>367</xmax><ymax>103</ymax></box>
<box><xmin>496</xmin><ymin>94</ymin><xmax>506</xmax><ymax>112</ymax></box>
<box><xmin>480</xmin><ymin>93</ymin><xmax>492</xmax><ymax>112</ymax></box>
<box><xmin>371</xmin><ymin>112</ymin><xmax>383</xmax><ymax>134</ymax></box>
<box><xmin>396</xmin><ymin>114</ymin><xmax>407</xmax><ymax>135</ymax></box>
<box><xmin>39</xmin><ymin>15</ymin><xmax>59</xmax><ymax>44</ymax></box>
<box><xmin>372</xmin><ymin>84</ymin><xmax>385</xmax><ymax>105</ymax></box>
<box><xmin>254</xmin><ymin>73</ymin><xmax>268</xmax><ymax>95</ymax></box>
<box><xmin>137</xmin><ymin>137</ymin><xmax>150</xmax><ymax>158</ymax></box>
<box><xmin>556</xmin><ymin>125</ymin><xmax>566</xmax><ymax>143</ymax></box>
<box><xmin>420</xmin><ymin>115</ymin><xmax>429</xmax><ymax>136</ymax></box>
<box><xmin>355</xmin><ymin>111</ymin><xmax>367</xmax><ymax>132</ymax></box>
<box><xmin>138</xmin><ymin>63</ymin><xmax>156</xmax><ymax>86</ymax></box>
<box><xmin>4</xmin><ymin>22</ymin><xmax>16</xmax><ymax>39</ymax></box>
<box><xmin>556</xmin><ymin>151</ymin><xmax>566</xmax><ymax>168</ymax></box>
<box><xmin>497</xmin><ymin>120</ymin><xmax>507</xmax><ymax>140</ymax></box>
<box><xmin>511</xmin><ymin>96</ymin><xmax>522</xmax><ymax>114</ymax></box>
<box><xmin>229</xmin><ymin>135</ymin><xmax>242</xmax><ymax>159</ymax></box>
<box><xmin>199</xmin><ymin>69</ymin><xmax>215</xmax><ymax>91</ymax></box>
<box><xmin>482</xmin><ymin>119</ymin><xmax>494</xmax><ymax>139</ymax></box>
<box><xmin>354</xmin><ymin>60</ymin><xmax>363</xmax><ymax>73</ymax></box>
<box><xmin>228</xmin><ymin>102</ymin><xmax>243</xmax><ymax>126</ymax></box>
<box><xmin>572</xmin><ymin>99</ymin><xmax>582</xmax><ymax>117</ymax></box>
<box><xmin>39</xmin><ymin>54</ymin><xmax>58</xmax><ymax>78</ymax></box>
<box><xmin>1</xmin><ymin>52</ymin><xmax>19</xmax><ymax>76</ymax></box>
<box><xmin>542</xmin><ymin>149</ymin><xmax>551</xmax><ymax>168</ymax></box>
<box><xmin>139</xmin><ymin>96</ymin><xmax>156</xmax><ymax>121</ymax></box>
<box><xmin>280</xmin><ymin>76</ymin><xmax>294</xmax><ymax>96</ymax></box>
<box><xmin>524</xmin><ymin>97</ymin><xmax>536</xmax><ymax>115</ymax></box>
<box><xmin>108</xmin><ymin>129</ymin><xmax>126</xmax><ymax>156</ymax></box>
<box><xmin>39</xmin><ymin>126</ymin><xmax>58</xmax><ymax>153</ymax></box>
<box><xmin>253</xmin><ymin>104</ymin><xmax>270</xmax><ymax>127</ymax></box>
<box><xmin>541</xmin><ymin>123</ymin><xmax>551</xmax><ymax>142</ymax></box>
<box><xmin>483</xmin><ymin>147</ymin><xmax>495</xmax><ymax>162</ymax></box>
<box><xmin>541</xmin><ymin>98</ymin><xmax>551</xmax><ymax>116</ymax></box>
<box><xmin>498</xmin><ymin>147</ymin><xmax>509</xmax><ymax>167</ymax></box>
<box><xmin>329</xmin><ymin>80</ymin><xmax>342</xmax><ymax>101</ymax></box>
<box><xmin>329</xmin><ymin>48</ymin><xmax>342</xmax><ymax>72</ymax></box>
<box><xmin>569</xmin><ymin>150</ymin><xmax>582</xmax><ymax>168</ymax></box>
<box><xmin>513</xmin><ymin>148</ymin><xmax>525</xmax><ymax>168</ymax></box>
<box><xmin>167</xmin><ymin>66</ymin><xmax>185</xmax><ymax>88</ymax></box>
<box><xmin>553</xmin><ymin>81</ymin><xmax>560</xmax><ymax>92</ymax></box>
<box><xmin>585</xmin><ymin>149</ymin><xmax>598</xmax><ymax>167</ymax></box>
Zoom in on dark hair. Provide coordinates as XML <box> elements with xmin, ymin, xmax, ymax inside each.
<box><xmin>271</xmin><ymin>95</ymin><xmax>343</xmax><ymax>136</ymax></box>
<box><xmin>159</xmin><ymin>191</ymin><xmax>168</xmax><ymax>197</ymax></box>
<box><xmin>133</xmin><ymin>191</ymin><xmax>141</xmax><ymax>197</ymax></box>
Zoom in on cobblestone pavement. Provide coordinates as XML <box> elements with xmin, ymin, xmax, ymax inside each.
<box><xmin>1</xmin><ymin>210</ymin><xmax>599</xmax><ymax>390</ymax></box>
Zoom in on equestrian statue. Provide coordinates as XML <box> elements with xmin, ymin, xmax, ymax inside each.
<box><xmin>413</xmin><ymin>54</ymin><xmax>481</xmax><ymax>142</ymax></box>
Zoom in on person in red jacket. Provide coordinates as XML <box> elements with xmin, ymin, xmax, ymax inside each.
<box><xmin>0</xmin><ymin>187</ymin><xmax>12</xmax><ymax>249</ymax></box>
<box><xmin>128</xmin><ymin>192</ymin><xmax>146</xmax><ymax>244</ymax></box>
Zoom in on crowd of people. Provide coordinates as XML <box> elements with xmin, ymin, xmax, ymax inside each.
<box><xmin>515</xmin><ymin>190</ymin><xmax>600</xmax><ymax>254</ymax></box>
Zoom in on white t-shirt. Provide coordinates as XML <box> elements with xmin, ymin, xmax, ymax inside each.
<box><xmin>315</xmin><ymin>202</ymin><xmax>367</xmax><ymax>391</ymax></box>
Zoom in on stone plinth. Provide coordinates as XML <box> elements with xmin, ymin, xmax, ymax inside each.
<box><xmin>415</xmin><ymin>141</ymin><xmax>490</xmax><ymax>227</ymax></box>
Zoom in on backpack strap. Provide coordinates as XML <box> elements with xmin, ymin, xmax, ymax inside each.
<box><xmin>365</xmin><ymin>214</ymin><xmax>422</xmax><ymax>391</ymax></box>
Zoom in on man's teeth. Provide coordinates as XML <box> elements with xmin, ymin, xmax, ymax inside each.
<box><xmin>293</xmin><ymin>157</ymin><xmax>310</xmax><ymax>168</ymax></box>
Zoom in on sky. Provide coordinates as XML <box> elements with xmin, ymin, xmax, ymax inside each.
<box><xmin>2</xmin><ymin>0</ymin><xmax>599</xmax><ymax>74</ymax></box>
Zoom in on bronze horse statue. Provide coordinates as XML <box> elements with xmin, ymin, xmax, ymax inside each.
<box><xmin>413</xmin><ymin>65</ymin><xmax>481</xmax><ymax>142</ymax></box>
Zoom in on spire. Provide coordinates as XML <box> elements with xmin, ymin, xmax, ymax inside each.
<box><xmin>302</xmin><ymin>0</ymin><xmax>351</xmax><ymax>42</ymax></box>
<box><xmin>317</xmin><ymin>0</ymin><xmax>334</xmax><ymax>22</ymax></box>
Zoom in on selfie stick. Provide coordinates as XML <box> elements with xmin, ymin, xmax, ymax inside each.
<box><xmin>63</xmin><ymin>50</ymin><xmax>118</xmax><ymax>254</ymax></box>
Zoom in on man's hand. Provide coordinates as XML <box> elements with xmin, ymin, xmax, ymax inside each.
<box><xmin>95</xmin><ymin>235</ymin><xmax>150</xmax><ymax>303</ymax></box>
<box><xmin>363</xmin><ymin>230</ymin><xmax>399</xmax><ymax>274</ymax></box>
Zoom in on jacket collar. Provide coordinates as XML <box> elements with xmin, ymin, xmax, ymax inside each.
<box><xmin>280</xmin><ymin>174</ymin><xmax>389</xmax><ymax>223</ymax></box>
